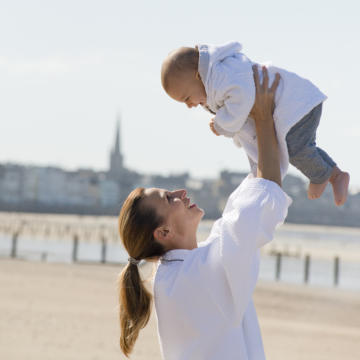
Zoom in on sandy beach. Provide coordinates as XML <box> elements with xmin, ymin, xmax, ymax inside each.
<box><xmin>1</xmin><ymin>259</ymin><xmax>359</xmax><ymax>360</ymax></box>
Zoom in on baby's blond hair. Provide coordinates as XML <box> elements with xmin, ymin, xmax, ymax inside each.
<box><xmin>161</xmin><ymin>47</ymin><xmax>199</xmax><ymax>92</ymax></box>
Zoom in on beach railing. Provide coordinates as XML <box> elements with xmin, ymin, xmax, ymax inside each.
<box><xmin>271</xmin><ymin>251</ymin><xmax>344</xmax><ymax>287</ymax></box>
<box><xmin>2</xmin><ymin>228</ymin><xmax>349</xmax><ymax>288</ymax></box>
<box><xmin>0</xmin><ymin>214</ymin><xmax>358</xmax><ymax>289</ymax></box>
<box><xmin>0</xmin><ymin>213</ymin><xmax>121</xmax><ymax>264</ymax></box>
<box><xmin>3</xmin><ymin>229</ymin><xmax>119</xmax><ymax>264</ymax></box>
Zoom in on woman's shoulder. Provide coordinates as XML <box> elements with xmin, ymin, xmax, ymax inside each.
<box><xmin>154</xmin><ymin>245</ymin><xmax>218</xmax><ymax>296</ymax></box>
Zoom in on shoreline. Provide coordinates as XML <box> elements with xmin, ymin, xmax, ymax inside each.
<box><xmin>1</xmin><ymin>210</ymin><xmax>360</xmax><ymax>231</ymax></box>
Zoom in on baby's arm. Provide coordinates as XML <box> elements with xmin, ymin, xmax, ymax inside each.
<box><xmin>214</xmin><ymin>79</ymin><xmax>255</xmax><ymax>133</ymax></box>
<box><xmin>209</xmin><ymin>118</ymin><xmax>234</xmax><ymax>137</ymax></box>
<box><xmin>209</xmin><ymin>120</ymin><xmax>220</xmax><ymax>136</ymax></box>
<box><xmin>212</xmin><ymin>61</ymin><xmax>255</xmax><ymax>134</ymax></box>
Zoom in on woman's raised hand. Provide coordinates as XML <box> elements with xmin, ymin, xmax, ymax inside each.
<box><xmin>251</xmin><ymin>65</ymin><xmax>282</xmax><ymax>186</ymax></box>
<box><xmin>250</xmin><ymin>65</ymin><xmax>280</xmax><ymax>126</ymax></box>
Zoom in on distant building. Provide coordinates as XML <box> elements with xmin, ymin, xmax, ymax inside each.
<box><xmin>0</xmin><ymin>164</ymin><xmax>23</xmax><ymax>204</ymax></box>
<box><xmin>0</xmin><ymin>116</ymin><xmax>128</xmax><ymax>213</ymax></box>
<box><xmin>0</xmin><ymin>115</ymin><xmax>359</xmax><ymax>226</ymax></box>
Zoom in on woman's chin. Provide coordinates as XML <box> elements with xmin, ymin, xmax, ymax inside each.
<box><xmin>189</xmin><ymin>203</ymin><xmax>205</xmax><ymax>221</ymax></box>
<box><xmin>197</xmin><ymin>207</ymin><xmax>205</xmax><ymax>219</ymax></box>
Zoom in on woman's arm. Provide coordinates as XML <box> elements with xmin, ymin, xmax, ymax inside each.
<box><xmin>251</xmin><ymin>65</ymin><xmax>281</xmax><ymax>186</ymax></box>
<box><xmin>200</xmin><ymin>68</ymin><xmax>287</xmax><ymax>321</ymax></box>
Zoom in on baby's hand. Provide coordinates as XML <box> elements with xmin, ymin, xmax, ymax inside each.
<box><xmin>209</xmin><ymin>119</ymin><xmax>220</xmax><ymax>136</ymax></box>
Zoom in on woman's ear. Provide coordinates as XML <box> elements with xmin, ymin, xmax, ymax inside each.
<box><xmin>195</xmin><ymin>71</ymin><xmax>201</xmax><ymax>81</ymax></box>
<box><xmin>153</xmin><ymin>226</ymin><xmax>172</xmax><ymax>247</ymax></box>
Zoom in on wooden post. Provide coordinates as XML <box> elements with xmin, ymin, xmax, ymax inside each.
<box><xmin>334</xmin><ymin>256</ymin><xmax>340</xmax><ymax>287</ymax></box>
<box><xmin>284</xmin><ymin>245</ymin><xmax>289</xmax><ymax>257</ymax></box>
<box><xmin>304</xmin><ymin>254</ymin><xmax>311</xmax><ymax>284</ymax></box>
<box><xmin>11</xmin><ymin>232</ymin><xmax>19</xmax><ymax>258</ymax></box>
<box><xmin>275</xmin><ymin>252</ymin><xmax>282</xmax><ymax>281</ymax></box>
<box><xmin>101</xmin><ymin>237</ymin><xmax>107</xmax><ymax>264</ymax></box>
<box><xmin>72</xmin><ymin>235</ymin><xmax>79</xmax><ymax>263</ymax></box>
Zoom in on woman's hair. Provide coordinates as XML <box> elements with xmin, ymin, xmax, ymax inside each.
<box><xmin>161</xmin><ymin>46</ymin><xmax>199</xmax><ymax>92</ymax></box>
<box><xmin>118</xmin><ymin>187</ymin><xmax>166</xmax><ymax>357</ymax></box>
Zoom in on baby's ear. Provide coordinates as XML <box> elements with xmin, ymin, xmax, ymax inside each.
<box><xmin>195</xmin><ymin>71</ymin><xmax>201</xmax><ymax>80</ymax></box>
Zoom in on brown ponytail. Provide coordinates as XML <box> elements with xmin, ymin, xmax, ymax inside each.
<box><xmin>118</xmin><ymin>187</ymin><xmax>166</xmax><ymax>357</ymax></box>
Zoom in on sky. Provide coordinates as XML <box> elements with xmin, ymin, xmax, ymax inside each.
<box><xmin>0</xmin><ymin>0</ymin><xmax>359</xmax><ymax>188</ymax></box>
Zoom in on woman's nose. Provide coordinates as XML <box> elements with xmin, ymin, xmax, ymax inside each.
<box><xmin>173</xmin><ymin>189</ymin><xmax>186</xmax><ymax>199</ymax></box>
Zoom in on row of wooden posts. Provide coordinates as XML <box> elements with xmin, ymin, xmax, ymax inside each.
<box><xmin>274</xmin><ymin>252</ymin><xmax>341</xmax><ymax>286</ymax></box>
<box><xmin>9</xmin><ymin>233</ymin><xmax>110</xmax><ymax>264</ymax></box>
<box><xmin>71</xmin><ymin>235</ymin><xmax>108</xmax><ymax>264</ymax></box>
<box><xmin>8</xmin><ymin>233</ymin><xmax>342</xmax><ymax>286</ymax></box>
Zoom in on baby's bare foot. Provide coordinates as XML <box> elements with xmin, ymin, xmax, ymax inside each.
<box><xmin>307</xmin><ymin>181</ymin><xmax>329</xmax><ymax>200</ymax></box>
<box><xmin>329</xmin><ymin>167</ymin><xmax>350</xmax><ymax>206</ymax></box>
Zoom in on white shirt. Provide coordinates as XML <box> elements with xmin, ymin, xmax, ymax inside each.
<box><xmin>154</xmin><ymin>176</ymin><xmax>292</xmax><ymax>360</ymax></box>
<box><xmin>197</xmin><ymin>42</ymin><xmax>327</xmax><ymax>178</ymax></box>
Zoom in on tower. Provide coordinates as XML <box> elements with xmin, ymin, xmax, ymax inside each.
<box><xmin>108</xmin><ymin>115</ymin><xmax>124</xmax><ymax>181</ymax></box>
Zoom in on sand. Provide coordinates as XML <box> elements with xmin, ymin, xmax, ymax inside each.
<box><xmin>0</xmin><ymin>259</ymin><xmax>359</xmax><ymax>360</ymax></box>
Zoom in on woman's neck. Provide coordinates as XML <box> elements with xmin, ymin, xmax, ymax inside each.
<box><xmin>170</xmin><ymin>233</ymin><xmax>198</xmax><ymax>251</ymax></box>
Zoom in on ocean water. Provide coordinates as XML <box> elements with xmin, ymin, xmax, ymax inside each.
<box><xmin>1</xmin><ymin>219</ymin><xmax>360</xmax><ymax>291</ymax></box>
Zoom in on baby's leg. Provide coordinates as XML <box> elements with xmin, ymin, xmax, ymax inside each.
<box><xmin>315</xmin><ymin>148</ymin><xmax>350</xmax><ymax>205</ymax></box>
<box><xmin>286</xmin><ymin>104</ymin><xmax>349</xmax><ymax>205</ymax></box>
<box><xmin>328</xmin><ymin>166</ymin><xmax>350</xmax><ymax>206</ymax></box>
<box><xmin>305</xmin><ymin>151</ymin><xmax>349</xmax><ymax>206</ymax></box>
<box><xmin>290</xmin><ymin>143</ymin><xmax>333</xmax><ymax>199</ymax></box>
<box><xmin>305</xmin><ymin>146</ymin><xmax>335</xmax><ymax>200</ymax></box>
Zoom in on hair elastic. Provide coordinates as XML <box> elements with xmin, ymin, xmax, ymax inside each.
<box><xmin>128</xmin><ymin>257</ymin><xmax>140</xmax><ymax>266</ymax></box>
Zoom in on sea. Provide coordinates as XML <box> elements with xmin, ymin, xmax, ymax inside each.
<box><xmin>1</xmin><ymin>216</ymin><xmax>360</xmax><ymax>291</ymax></box>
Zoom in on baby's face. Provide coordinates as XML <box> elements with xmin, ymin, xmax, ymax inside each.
<box><xmin>167</xmin><ymin>72</ymin><xmax>207</xmax><ymax>109</ymax></box>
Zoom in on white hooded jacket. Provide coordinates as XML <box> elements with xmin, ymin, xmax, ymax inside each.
<box><xmin>197</xmin><ymin>42</ymin><xmax>327</xmax><ymax>178</ymax></box>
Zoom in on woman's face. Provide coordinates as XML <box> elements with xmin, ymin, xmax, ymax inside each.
<box><xmin>142</xmin><ymin>188</ymin><xmax>204</xmax><ymax>250</ymax></box>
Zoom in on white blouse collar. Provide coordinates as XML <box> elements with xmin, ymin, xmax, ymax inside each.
<box><xmin>161</xmin><ymin>249</ymin><xmax>192</xmax><ymax>264</ymax></box>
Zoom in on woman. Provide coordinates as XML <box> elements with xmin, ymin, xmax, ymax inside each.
<box><xmin>118</xmin><ymin>66</ymin><xmax>292</xmax><ymax>359</ymax></box>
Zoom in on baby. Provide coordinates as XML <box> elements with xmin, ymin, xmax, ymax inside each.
<box><xmin>161</xmin><ymin>42</ymin><xmax>349</xmax><ymax>206</ymax></box>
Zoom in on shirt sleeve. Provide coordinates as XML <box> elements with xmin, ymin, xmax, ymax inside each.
<box><xmin>221</xmin><ymin>175</ymin><xmax>291</xmax><ymax>248</ymax></box>
<box><xmin>205</xmin><ymin>175</ymin><xmax>292</xmax><ymax>322</ymax></box>
<box><xmin>212</xmin><ymin>56</ymin><xmax>256</xmax><ymax>133</ymax></box>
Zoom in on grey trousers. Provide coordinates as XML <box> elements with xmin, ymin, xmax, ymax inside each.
<box><xmin>286</xmin><ymin>103</ymin><xmax>336</xmax><ymax>184</ymax></box>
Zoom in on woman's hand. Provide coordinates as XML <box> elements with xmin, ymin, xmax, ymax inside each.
<box><xmin>251</xmin><ymin>65</ymin><xmax>282</xmax><ymax>187</ymax></box>
<box><xmin>250</xmin><ymin>65</ymin><xmax>280</xmax><ymax>126</ymax></box>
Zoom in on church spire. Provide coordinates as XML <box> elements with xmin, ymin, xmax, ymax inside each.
<box><xmin>108</xmin><ymin>114</ymin><xmax>124</xmax><ymax>180</ymax></box>
<box><xmin>114</xmin><ymin>115</ymin><xmax>121</xmax><ymax>155</ymax></box>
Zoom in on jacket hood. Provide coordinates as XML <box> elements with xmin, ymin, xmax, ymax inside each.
<box><xmin>197</xmin><ymin>42</ymin><xmax>243</xmax><ymax>83</ymax></box>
